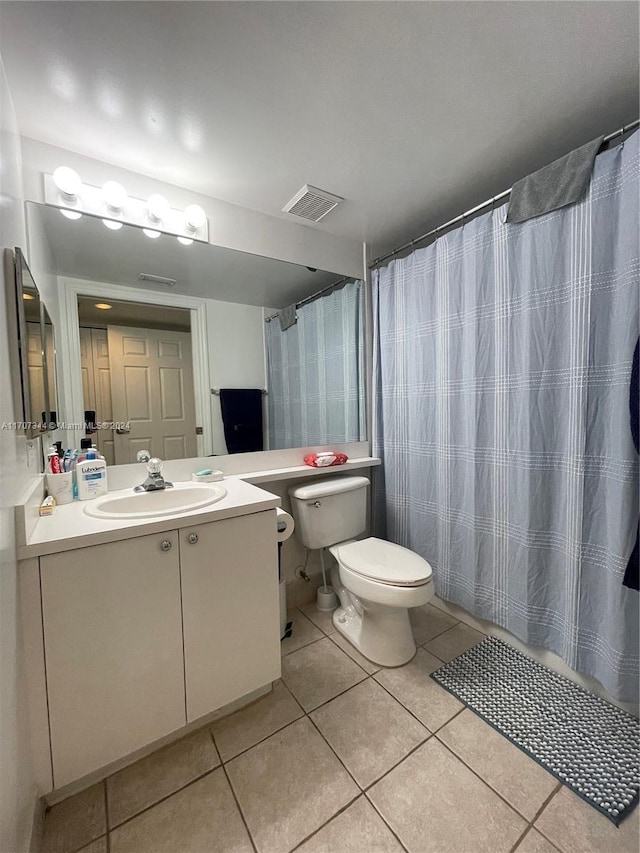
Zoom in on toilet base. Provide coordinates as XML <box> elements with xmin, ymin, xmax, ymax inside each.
<box><xmin>332</xmin><ymin>601</ymin><xmax>417</xmax><ymax>667</ymax></box>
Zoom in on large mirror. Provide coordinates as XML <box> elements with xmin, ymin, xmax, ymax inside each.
<box><xmin>26</xmin><ymin>202</ymin><xmax>365</xmax><ymax>463</ymax></box>
<box><xmin>8</xmin><ymin>248</ymin><xmax>58</xmax><ymax>439</ymax></box>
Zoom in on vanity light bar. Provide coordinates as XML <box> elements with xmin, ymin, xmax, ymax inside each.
<box><xmin>44</xmin><ymin>171</ymin><xmax>209</xmax><ymax>244</ymax></box>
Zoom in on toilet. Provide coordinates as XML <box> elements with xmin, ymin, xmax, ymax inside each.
<box><xmin>288</xmin><ymin>476</ymin><xmax>433</xmax><ymax>666</ymax></box>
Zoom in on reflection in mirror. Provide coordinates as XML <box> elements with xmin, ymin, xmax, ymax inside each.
<box><xmin>77</xmin><ymin>297</ymin><xmax>194</xmax><ymax>465</ymax></box>
<box><xmin>14</xmin><ymin>248</ymin><xmax>58</xmax><ymax>438</ymax></box>
<box><xmin>265</xmin><ymin>279</ymin><xmax>365</xmax><ymax>449</ymax></box>
<box><xmin>26</xmin><ymin>202</ymin><xmax>366</xmax><ymax>462</ymax></box>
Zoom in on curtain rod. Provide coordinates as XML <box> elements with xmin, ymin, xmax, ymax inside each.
<box><xmin>264</xmin><ymin>274</ymin><xmax>353</xmax><ymax>323</ymax></box>
<box><xmin>369</xmin><ymin>119</ymin><xmax>640</xmax><ymax>271</ymax></box>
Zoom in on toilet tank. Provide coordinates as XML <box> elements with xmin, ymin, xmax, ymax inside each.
<box><xmin>288</xmin><ymin>476</ymin><xmax>369</xmax><ymax>550</ymax></box>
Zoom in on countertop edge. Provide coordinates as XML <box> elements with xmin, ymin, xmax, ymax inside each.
<box><xmin>18</xmin><ymin>494</ymin><xmax>280</xmax><ymax>560</ymax></box>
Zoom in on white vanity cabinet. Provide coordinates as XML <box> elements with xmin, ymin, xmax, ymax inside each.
<box><xmin>180</xmin><ymin>511</ymin><xmax>281</xmax><ymax>722</ymax></box>
<box><xmin>40</xmin><ymin>530</ymin><xmax>186</xmax><ymax>788</ymax></box>
<box><xmin>31</xmin><ymin>506</ymin><xmax>281</xmax><ymax>792</ymax></box>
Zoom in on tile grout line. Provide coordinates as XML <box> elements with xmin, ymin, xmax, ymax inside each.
<box><xmin>103</xmin><ymin>780</ymin><xmax>111</xmax><ymax>853</ymax></box>
<box><xmin>104</xmin><ymin>764</ymin><xmax>221</xmax><ymax>834</ymax></box>
<box><xmin>213</xmin><ymin>711</ymin><xmax>306</xmax><ymax>764</ymax></box>
<box><xmin>287</xmin><ymin>791</ymin><xmax>362</xmax><ymax>852</ymax></box>
<box><xmin>362</xmin><ymin>792</ymin><xmax>411</xmax><ymax>853</ymax></box>
<box><xmin>413</xmin><ymin>618</ymin><xmax>465</xmax><ymax>648</ymax></box>
<box><xmin>516</xmin><ymin>783</ymin><xmax>564</xmax><ymax>853</ymax></box>
<box><xmin>361</xmin><ymin>735</ymin><xmax>433</xmax><ymax>797</ymax></box>
<box><xmin>215</xmin><ymin>732</ymin><xmax>259</xmax><ymax>853</ymax></box>
<box><xmin>433</xmin><ymin>733</ymin><xmax>554</xmax><ymax>827</ymax></box>
<box><xmin>305</xmin><ymin>707</ymin><xmax>367</xmax><ymax>792</ymax></box>
<box><xmin>325</xmin><ymin>632</ymin><xmax>382</xmax><ymax>675</ymax></box>
<box><xmin>281</xmin><ymin>632</ymin><xmax>327</xmax><ymax>658</ymax></box>
<box><xmin>371</xmin><ymin>665</ymin><xmax>462</xmax><ymax>736</ymax></box>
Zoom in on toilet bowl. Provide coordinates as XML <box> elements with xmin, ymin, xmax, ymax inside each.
<box><xmin>287</xmin><ymin>475</ymin><xmax>434</xmax><ymax>668</ymax></box>
<box><xmin>329</xmin><ymin>537</ymin><xmax>434</xmax><ymax>666</ymax></box>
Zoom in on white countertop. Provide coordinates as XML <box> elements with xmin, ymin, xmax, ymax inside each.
<box><xmin>18</xmin><ymin>478</ymin><xmax>281</xmax><ymax>559</ymax></box>
<box><xmin>16</xmin><ymin>456</ymin><xmax>381</xmax><ymax>560</ymax></box>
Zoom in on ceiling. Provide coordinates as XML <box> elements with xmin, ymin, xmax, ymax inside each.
<box><xmin>2</xmin><ymin>2</ymin><xmax>638</xmax><ymax>257</ymax></box>
<box><xmin>28</xmin><ymin>202</ymin><xmax>340</xmax><ymax>308</ymax></box>
<box><xmin>77</xmin><ymin>297</ymin><xmax>191</xmax><ymax>332</ymax></box>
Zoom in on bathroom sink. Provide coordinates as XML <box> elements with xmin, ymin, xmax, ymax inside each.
<box><xmin>83</xmin><ymin>483</ymin><xmax>227</xmax><ymax>520</ymax></box>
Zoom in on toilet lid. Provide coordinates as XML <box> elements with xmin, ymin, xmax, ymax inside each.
<box><xmin>335</xmin><ymin>538</ymin><xmax>432</xmax><ymax>586</ymax></box>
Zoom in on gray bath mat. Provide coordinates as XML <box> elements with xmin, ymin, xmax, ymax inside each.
<box><xmin>431</xmin><ymin>636</ymin><xmax>639</xmax><ymax>825</ymax></box>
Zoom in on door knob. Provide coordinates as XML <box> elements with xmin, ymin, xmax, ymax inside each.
<box><xmin>187</xmin><ymin>533</ymin><xmax>199</xmax><ymax>545</ymax></box>
<box><xmin>116</xmin><ymin>426</ymin><xmax>131</xmax><ymax>434</ymax></box>
<box><xmin>160</xmin><ymin>540</ymin><xmax>172</xmax><ymax>552</ymax></box>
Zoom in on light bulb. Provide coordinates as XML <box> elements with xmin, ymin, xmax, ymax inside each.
<box><xmin>94</xmin><ymin>303</ymin><xmax>112</xmax><ymax>310</ymax></box>
<box><xmin>60</xmin><ymin>209</ymin><xmax>82</xmax><ymax>220</ymax></box>
<box><xmin>147</xmin><ymin>194</ymin><xmax>169</xmax><ymax>223</ymax></box>
<box><xmin>53</xmin><ymin>166</ymin><xmax>81</xmax><ymax>199</ymax></box>
<box><xmin>102</xmin><ymin>180</ymin><xmax>127</xmax><ymax>211</ymax></box>
<box><xmin>143</xmin><ymin>228</ymin><xmax>161</xmax><ymax>239</ymax></box>
<box><xmin>177</xmin><ymin>236</ymin><xmax>193</xmax><ymax>246</ymax></box>
<box><xmin>184</xmin><ymin>204</ymin><xmax>206</xmax><ymax>230</ymax></box>
<box><xmin>102</xmin><ymin>219</ymin><xmax>123</xmax><ymax>230</ymax></box>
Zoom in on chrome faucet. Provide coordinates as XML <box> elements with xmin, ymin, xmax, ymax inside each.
<box><xmin>134</xmin><ymin>457</ymin><xmax>173</xmax><ymax>492</ymax></box>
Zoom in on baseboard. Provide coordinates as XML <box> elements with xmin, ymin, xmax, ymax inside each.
<box><xmin>27</xmin><ymin>794</ymin><xmax>45</xmax><ymax>853</ymax></box>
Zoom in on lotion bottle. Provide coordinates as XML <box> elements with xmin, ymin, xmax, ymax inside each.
<box><xmin>76</xmin><ymin>451</ymin><xmax>108</xmax><ymax>501</ymax></box>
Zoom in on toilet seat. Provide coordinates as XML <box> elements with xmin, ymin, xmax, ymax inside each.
<box><xmin>332</xmin><ymin>537</ymin><xmax>432</xmax><ymax>587</ymax></box>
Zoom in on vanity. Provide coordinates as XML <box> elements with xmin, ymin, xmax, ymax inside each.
<box><xmin>18</xmin><ymin>476</ymin><xmax>283</xmax><ymax>795</ymax></box>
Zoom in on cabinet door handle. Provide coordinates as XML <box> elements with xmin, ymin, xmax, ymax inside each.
<box><xmin>160</xmin><ymin>540</ymin><xmax>172</xmax><ymax>552</ymax></box>
<box><xmin>187</xmin><ymin>533</ymin><xmax>199</xmax><ymax>545</ymax></box>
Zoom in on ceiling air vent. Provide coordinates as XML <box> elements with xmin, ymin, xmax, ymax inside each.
<box><xmin>137</xmin><ymin>273</ymin><xmax>177</xmax><ymax>287</ymax></box>
<box><xmin>282</xmin><ymin>185</ymin><xmax>343</xmax><ymax>222</ymax></box>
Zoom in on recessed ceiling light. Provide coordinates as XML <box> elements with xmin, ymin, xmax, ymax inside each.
<box><xmin>23</xmin><ymin>293</ymin><xmax>35</xmax><ymax>300</ymax></box>
<box><xmin>94</xmin><ymin>302</ymin><xmax>112</xmax><ymax>310</ymax></box>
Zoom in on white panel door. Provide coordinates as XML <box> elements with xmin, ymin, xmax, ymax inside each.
<box><xmin>41</xmin><ymin>531</ymin><xmax>186</xmax><ymax>787</ymax></box>
<box><xmin>91</xmin><ymin>329</ymin><xmax>115</xmax><ymax>464</ymax></box>
<box><xmin>79</xmin><ymin>328</ymin><xmax>115</xmax><ymax>463</ymax></box>
<box><xmin>180</xmin><ymin>511</ymin><xmax>281</xmax><ymax>723</ymax></box>
<box><xmin>79</xmin><ymin>326</ymin><xmax>96</xmax><ymax>418</ymax></box>
<box><xmin>26</xmin><ymin>321</ymin><xmax>55</xmax><ymax>423</ymax></box>
<box><xmin>108</xmin><ymin>325</ymin><xmax>197</xmax><ymax>463</ymax></box>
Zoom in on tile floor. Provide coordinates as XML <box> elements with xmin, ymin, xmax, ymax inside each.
<box><xmin>42</xmin><ymin>603</ymin><xmax>639</xmax><ymax>853</ymax></box>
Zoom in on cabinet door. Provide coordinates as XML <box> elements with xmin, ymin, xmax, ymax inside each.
<box><xmin>41</xmin><ymin>532</ymin><xmax>186</xmax><ymax>787</ymax></box>
<box><xmin>181</xmin><ymin>511</ymin><xmax>281</xmax><ymax>723</ymax></box>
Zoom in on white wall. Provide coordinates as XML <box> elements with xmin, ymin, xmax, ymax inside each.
<box><xmin>0</xmin><ymin>56</ymin><xmax>41</xmax><ymax>853</ymax></box>
<box><xmin>206</xmin><ymin>300</ymin><xmax>268</xmax><ymax>455</ymax></box>
<box><xmin>20</xmin><ymin>138</ymin><xmax>364</xmax><ymax>280</ymax></box>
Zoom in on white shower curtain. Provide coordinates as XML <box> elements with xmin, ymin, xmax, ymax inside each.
<box><xmin>372</xmin><ymin>132</ymin><xmax>639</xmax><ymax>701</ymax></box>
<box><xmin>266</xmin><ymin>280</ymin><xmax>366</xmax><ymax>449</ymax></box>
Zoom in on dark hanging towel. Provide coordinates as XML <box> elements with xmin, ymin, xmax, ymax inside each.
<box><xmin>219</xmin><ymin>389</ymin><xmax>264</xmax><ymax>454</ymax></box>
<box><xmin>506</xmin><ymin>135</ymin><xmax>604</xmax><ymax>224</ymax></box>
<box><xmin>623</xmin><ymin>338</ymin><xmax>639</xmax><ymax>591</ymax></box>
